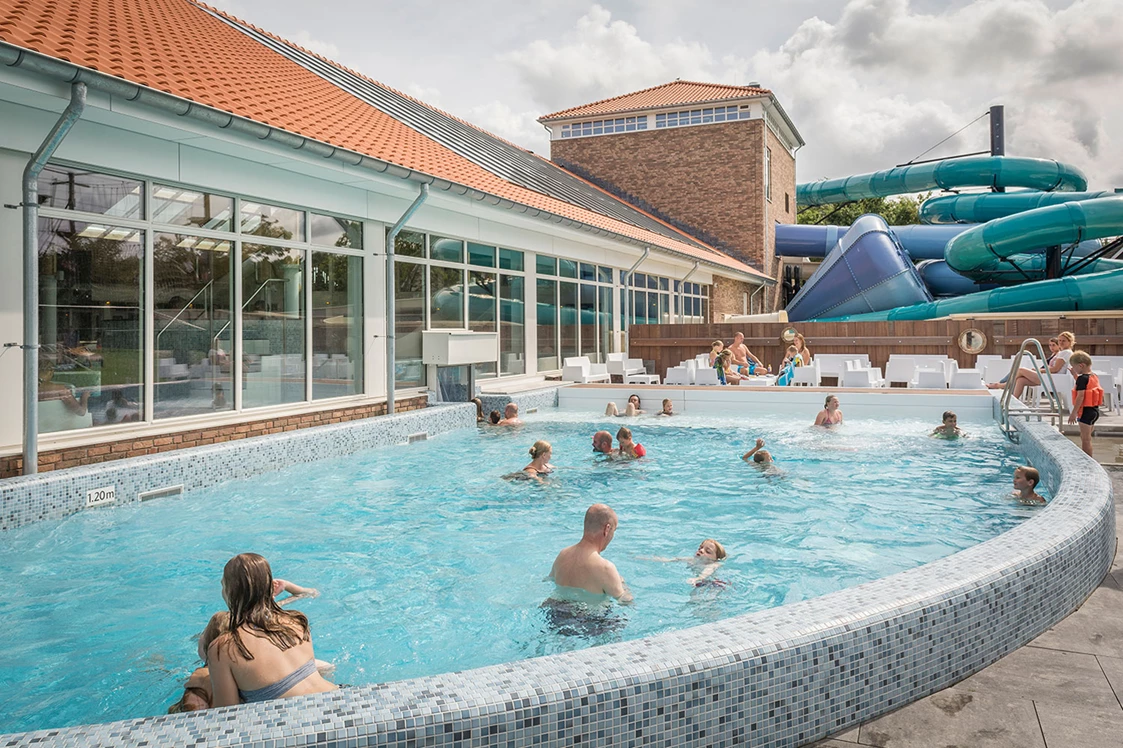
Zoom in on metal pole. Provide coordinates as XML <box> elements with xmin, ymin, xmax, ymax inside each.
<box><xmin>384</xmin><ymin>184</ymin><xmax>429</xmax><ymax>415</ymax></box>
<box><xmin>990</xmin><ymin>105</ymin><xmax>1005</xmax><ymax>193</ymax></box>
<box><xmin>21</xmin><ymin>82</ymin><xmax>87</xmax><ymax>475</ymax></box>
<box><xmin>622</xmin><ymin>248</ymin><xmax>649</xmax><ymax>356</ymax></box>
<box><xmin>678</xmin><ymin>261</ymin><xmax>699</xmax><ymax>324</ymax></box>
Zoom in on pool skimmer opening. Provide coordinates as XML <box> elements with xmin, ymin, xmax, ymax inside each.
<box><xmin>407</xmin><ymin>432</ymin><xmax>429</xmax><ymax>443</ymax></box>
<box><xmin>138</xmin><ymin>484</ymin><xmax>185</xmax><ymax>502</ymax></box>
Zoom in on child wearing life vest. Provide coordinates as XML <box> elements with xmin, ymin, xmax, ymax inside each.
<box><xmin>1067</xmin><ymin>350</ymin><xmax>1103</xmax><ymax>457</ymax></box>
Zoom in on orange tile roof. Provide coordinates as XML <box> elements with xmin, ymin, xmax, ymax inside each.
<box><xmin>0</xmin><ymin>0</ymin><xmax>768</xmax><ymax>280</ymax></box>
<box><xmin>539</xmin><ymin>80</ymin><xmax>773</xmax><ymax>122</ymax></box>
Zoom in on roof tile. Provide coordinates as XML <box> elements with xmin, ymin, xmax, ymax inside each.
<box><xmin>539</xmin><ymin>80</ymin><xmax>772</xmax><ymax>122</ymax></box>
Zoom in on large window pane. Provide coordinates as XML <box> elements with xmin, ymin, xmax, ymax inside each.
<box><xmin>598</xmin><ymin>286</ymin><xmax>613</xmax><ymax>359</ymax></box>
<box><xmin>394</xmin><ymin>260</ymin><xmax>425</xmax><ymax>388</ymax></box>
<box><xmin>468</xmin><ymin>270</ymin><xmax>497</xmax><ymax>379</ymax></box>
<box><xmin>38</xmin><ymin>218</ymin><xmax>144</xmax><ymax>433</ymax></box>
<box><xmin>500</xmin><ymin>275</ymin><xmax>525</xmax><ymax>375</ymax></box>
<box><xmin>152</xmin><ymin>185</ymin><xmax>232</xmax><ymax>231</ymax></box>
<box><xmin>580</xmin><ymin>263</ymin><xmax>596</xmax><ymax>282</ymax></box>
<box><xmin>633</xmin><ymin>290</ymin><xmax>647</xmax><ymax>324</ymax></box>
<box><xmin>559</xmin><ymin>281</ymin><xmax>578</xmax><ymax>362</ymax></box>
<box><xmin>312</xmin><ymin>252</ymin><xmax>363</xmax><ymax>399</ymax></box>
<box><xmin>38</xmin><ymin>165</ymin><xmax>143</xmax><ymax>219</ymax></box>
<box><xmin>559</xmin><ymin>259</ymin><xmax>578</xmax><ymax>279</ymax></box>
<box><xmin>242</xmin><ymin>244</ymin><xmax>305</xmax><ymax>408</ymax></box>
<box><xmin>536</xmin><ymin>255</ymin><xmax>556</xmax><ymax>276</ymax></box>
<box><xmin>430</xmin><ymin>235</ymin><xmax>463</xmax><ymax>263</ymax></box>
<box><xmin>648</xmin><ymin>292</ymin><xmax>659</xmax><ymax>324</ymax></box>
<box><xmin>153</xmin><ymin>233</ymin><xmax>232</xmax><ymax>419</ymax></box>
<box><xmin>241</xmin><ymin>201</ymin><xmax>304</xmax><ymax>241</ymax></box>
<box><xmin>310</xmin><ymin>214</ymin><xmax>362</xmax><ymax>249</ymax></box>
<box><xmin>430</xmin><ymin>266</ymin><xmax>465</xmax><ymax>329</ymax></box>
<box><xmin>393</xmin><ymin>229</ymin><xmax>424</xmax><ymax>258</ymax></box>
<box><xmin>536</xmin><ymin>278</ymin><xmax>558</xmax><ymax>371</ymax></box>
<box><xmin>468</xmin><ymin>242</ymin><xmax>496</xmax><ymax>268</ymax></box>
<box><xmin>580</xmin><ymin>283</ymin><xmax>597</xmax><ymax>361</ymax></box>
<box><xmin>499</xmin><ymin>248</ymin><xmax>523</xmax><ymax>272</ymax></box>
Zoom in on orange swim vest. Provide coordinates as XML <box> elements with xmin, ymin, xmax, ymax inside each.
<box><xmin>1073</xmin><ymin>373</ymin><xmax>1104</xmax><ymax>408</ymax></box>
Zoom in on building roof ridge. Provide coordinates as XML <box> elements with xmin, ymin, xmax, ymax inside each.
<box><xmin>539</xmin><ymin>79</ymin><xmax>773</xmax><ymax>122</ymax></box>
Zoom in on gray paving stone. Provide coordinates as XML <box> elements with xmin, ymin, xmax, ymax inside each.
<box><xmin>1098</xmin><ymin>654</ymin><xmax>1123</xmax><ymax>705</ymax></box>
<box><xmin>957</xmin><ymin>646</ymin><xmax>1120</xmax><ymax>710</ymax></box>
<box><xmin>1030</xmin><ymin>574</ymin><xmax>1123</xmax><ymax>658</ymax></box>
<box><xmin>808</xmin><ymin>741</ymin><xmax>860</xmax><ymax>747</ymax></box>
<box><xmin>1034</xmin><ymin>699</ymin><xmax>1123</xmax><ymax>748</ymax></box>
<box><xmin>850</xmin><ymin>689</ymin><xmax>1044</xmax><ymax>748</ymax></box>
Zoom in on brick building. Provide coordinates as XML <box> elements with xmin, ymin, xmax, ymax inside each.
<box><xmin>540</xmin><ymin>81</ymin><xmax>804</xmax><ymax>315</ymax></box>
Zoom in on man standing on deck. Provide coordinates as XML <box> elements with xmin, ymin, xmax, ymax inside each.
<box><xmin>549</xmin><ymin>504</ymin><xmax>632</xmax><ymax>602</ymax></box>
<box><xmin>729</xmin><ymin>332</ymin><xmax>768</xmax><ymax>375</ymax></box>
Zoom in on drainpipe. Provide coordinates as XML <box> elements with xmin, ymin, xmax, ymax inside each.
<box><xmin>677</xmin><ymin>261</ymin><xmax>700</xmax><ymax>324</ymax></box>
<box><xmin>622</xmin><ymin>247</ymin><xmax>649</xmax><ymax>356</ymax></box>
<box><xmin>20</xmin><ymin>82</ymin><xmax>86</xmax><ymax>475</ymax></box>
<box><xmin>384</xmin><ymin>184</ymin><xmax>429</xmax><ymax>414</ymax></box>
<box><xmin>749</xmin><ymin>283</ymin><xmax>764</xmax><ymax>315</ymax></box>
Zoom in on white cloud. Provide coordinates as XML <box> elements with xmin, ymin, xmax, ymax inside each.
<box><xmin>286</xmin><ymin>30</ymin><xmax>341</xmax><ymax>60</ymax></box>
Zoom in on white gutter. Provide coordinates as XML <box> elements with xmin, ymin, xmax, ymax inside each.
<box><xmin>384</xmin><ymin>184</ymin><xmax>429</xmax><ymax>415</ymax></box>
<box><xmin>677</xmin><ymin>261</ymin><xmax>700</xmax><ymax>324</ymax></box>
<box><xmin>622</xmin><ymin>248</ymin><xmax>649</xmax><ymax>355</ymax></box>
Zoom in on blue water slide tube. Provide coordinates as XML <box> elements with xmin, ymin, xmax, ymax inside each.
<box><xmin>918</xmin><ymin>256</ymin><xmax>1123</xmax><ymax>293</ymax></box>
<box><xmin>916</xmin><ymin>261</ymin><xmax>996</xmax><ymax>296</ymax></box>
<box><xmin>920</xmin><ymin>190</ymin><xmax>1120</xmax><ymax>224</ymax></box>
<box><xmin>784</xmin><ymin>215</ymin><xmax>932</xmax><ymax>322</ymax></box>
<box><xmin>776</xmin><ymin>223</ymin><xmax>973</xmax><ymax>260</ymax></box>
<box><xmin>796</xmin><ymin>156</ymin><xmax>1087</xmax><ymax>208</ymax></box>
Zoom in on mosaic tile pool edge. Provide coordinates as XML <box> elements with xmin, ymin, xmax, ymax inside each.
<box><xmin>0</xmin><ymin>415</ymin><xmax>1113</xmax><ymax>748</ymax></box>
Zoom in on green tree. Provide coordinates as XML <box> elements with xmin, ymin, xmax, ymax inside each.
<box><xmin>797</xmin><ymin>193</ymin><xmax>930</xmax><ymax>227</ymax></box>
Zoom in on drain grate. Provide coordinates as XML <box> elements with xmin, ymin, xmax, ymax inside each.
<box><xmin>407</xmin><ymin>432</ymin><xmax>429</xmax><ymax>443</ymax></box>
<box><xmin>138</xmin><ymin>484</ymin><xmax>185</xmax><ymax>502</ymax></box>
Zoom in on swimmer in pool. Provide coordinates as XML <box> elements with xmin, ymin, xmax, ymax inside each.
<box><xmin>930</xmin><ymin>411</ymin><xmax>966</xmax><ymax>440</ymax></box>
<box><xmin>273</xmin><ymin>578</ymin><xmax>319</xmax><ymax>607</ymax></box>
<box><xmin>606</xmin><ymin>394</ymin><xmax>643</xmax><ymax>417</ymax></box>
<box><xmin>814</xmin><ymin>395</ymin><xmax>843</xmax><ymax>427</ymax></box>
<box><xmin>1013</xmin><ymin>465</ymin><xmax>1046</xmax><ymax>505</ymax></box>
<box><xmin>592</xmin><ymin>430</ymin><xmax>616</xmax><ymax>456</ymax></box>
<box><xmin>497</xmin><ymin>403</ymin><xmax>523</xmax><ymax>426</ymax></box>
<box><xmin>505</xmin><ymin>440</ymin><xmax>554</xmax><ymax>481</ymax></box>
<box><xmin>742</xmin><ymin>437</ymin><xmax>772</xmax><ymax>465</ymax></box>
<box><xmin>615</xmin><ymin>426</ymin><xmax>646</xmax><ymax>458</ymax></box>
<box><xmin>641</xmin><ymin>539</ymin><xmax>728</xmax><ymax>587</ymax></box>
<box><xmin>548</xmin><ymin>503</ymin><xmax>632</xmax><ymax>603</ymax></box>
<box><xmin>656</xmin><ymin>398</ymin><xmax>674</xmax><ymax>416</ymax></box>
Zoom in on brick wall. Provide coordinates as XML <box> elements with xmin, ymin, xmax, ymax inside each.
<box><xmin>765</xmin><ymin>126</ymin><xmax>797</xmax><ymax>310</ymax></box>
<box><xmin>711</xmin><ymin>276</ymin><xmax>760</xmax><ymax>320</ymax></box>
<box><xmin>0</xmin><ymin>396</ymin><xmax>428</xmax><ymax>479</ymax></box>
<box><xmin>552</xmin><ymin>121</ymin><xmax>768</xmax><ymax>268</ymax></box>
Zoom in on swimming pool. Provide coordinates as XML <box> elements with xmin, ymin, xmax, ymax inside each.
<box><xmin>0</xmin><ymin>410</ymin><xmax>1033</xmax><ymax>733</ymax></box>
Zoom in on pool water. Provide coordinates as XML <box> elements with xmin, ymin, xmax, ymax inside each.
<box><xmin>0</xmin><ymin>411</ymin><xmax>1035</xmax><ymax>733</ymax></box>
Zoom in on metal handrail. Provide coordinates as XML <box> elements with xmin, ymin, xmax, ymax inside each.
<box><xmin>998</xmin><ymin>338</ymin><xmax>1062</xmax><ymax>440</ymax></box>
<box><xmin>155</xmin><ymin>280</ymin><xmax>212</xmax><ymax>354</ymax></box>
<box><xmin>212</xmin><ymin>278</ymin><xmax>285</xmax><ymax>351</ymax></box>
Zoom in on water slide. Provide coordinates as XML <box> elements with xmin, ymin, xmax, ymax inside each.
<box><xmin>784</xmin><ymin>155</ymin><xmax>1123</xmax><ymax>321</ymax></box>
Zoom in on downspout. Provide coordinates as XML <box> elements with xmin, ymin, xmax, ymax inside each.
<box><xmin>677</xmin><ymin>261</ymin><xmax>700</xmax><ymax>324</ymax></box>
<box><xmin>21</xmin><ymin>82</ymin><xmax>87</xmax><ymax>475</ymax></box>
<box><xmin>622</xmin><ymin>247</ymin><xmax>649</xmax><ymax>356</ymax></box>
<box><xmin>384</xmin><ymin>184</ymin><xmax>429</xmax><ymax>415</ymax></box>
<box><xmin>749</xmin><ymin>283</ymin><xmax>764</xmax><ymax>315</ymax></box>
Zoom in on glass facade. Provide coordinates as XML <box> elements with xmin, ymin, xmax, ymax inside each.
<box><xmin>393</xmin><ymin>259</ymin><xmax>425</xmax><ymax>389</ymax></box>
<box><xmin>625</xmin><ymin>274</ymin><xmax>710</xmax><ymax>325</ymax></box>
<box><xmin>311</xmin><ymin>252</ymin><xmax>363</xmax><ymax>399</ymax></box>
<box><xmin>535</xmin><ymin>254</ymin><xmax>621</xmax><ymax>366</ymax></box>
<box><xmin>536</xmin><ymin>278</ymin><xmax>558</xmax><ymax>372</ymax></box>
<box><xmin>499</xmin><ymin>275</ymin><xmax>525</xmax><ymax>375</ymax></box>
<box><xmin>241</xmin><ymin>244</ymin><xmax>305</xmax><ymax>409</ymax></box>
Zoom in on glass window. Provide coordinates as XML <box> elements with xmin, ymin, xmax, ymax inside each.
<box><xmin>310</xmin><ymin>214</ymin><xmax>362</xmax><ymax>249</ymax></box>
<box><xmin>659</xmin><ymin>277</ymin><xmax>669</xmax><ymax>291</ymax></box>
<box><xmin>153</xmin><ymin>233</ymin><xmax>233</xmax><ymax>419</ymax></box>
<box><xmin>430</xmin><ymin>235</ymin><xmax>464</xmax><ymax>263</ymax></box>
<box><xmin>536</xmin><ymin>255</ymin><xmax>556</xmax><ymax>276</ymax></box>
<box><xmin>536</xmin><ymin>278</ymin><xmax>558</xmax><ymax>371</ymax></box>
<box><xmin>598</xmin><ymin>266</ymin><xmax>612</xmax><ymax>284</ymax></box>
<box><xmin>152</xmin><ymin>185</ymin><xmax>232</xmax><ymax>231</ymax></box>
<box><xmin>241</xmin><ymin>201</ymin><xmax>304</xmax><ymax>241</ymax></box>
<box><xmin>558</xmin><ymin>259</ymin><xmax>578</xmax><ymax>278</ymax></box>
<box><xmin>500</xmin><ymin>275</ymin><xmax>525</xmax><ymax>376</ymax></box>
<box><xmin>37</xmin><ymin>165</ymin><xmax>143</xmax><ymax>219</ymax></box>
<box><xmin>241</xmin><ymin>245</ymin><xmax>305</xmax><ymax>408</ymax></box>
<box><xmin>394</xmin><ymin>260</ymin><xmax>425</xmax><ymax>388</ymax></box>
<box><xmin>429</xmin><ymin>265</ymin><xmax>465</xmax><ymax>329</ymax></box>
<box><xmin>499</xmin><ymin>248</ymin><xmax>524</xmax><ymax>272</ymax></box>
<box><xmin>312</xmin><ymin>252</ymin><xmax>363</xmax><ymax>399</ymax></box>
<box><xmin>580</xmin><ymin>263</ymin><xmax>596</xmax><ymax>282</ymax></box>
<box><xmin>393</xmin><ymin>229</ymin><xmax>424</xmax><ymax>258</ymax></box>
<box><xmin>632</xmin><ymin>291</ymin><xmax>646</xmax><ymax>324</ymax></box>
<box><xmin>648</xmin><ymin>275</ymin><xmax>659</xmax><ymax>290</ymax></box>
<box><xmin>580</xmin><ymin>283</ymin><xmax>597</xmax><ymax>361</ymax></box>
<box><xmin>559</xmin><ymin>281</ymin><xmax>578</xmax><ymax>362</ymax></box>
<box><xmin>648</xmin><ymin>292</ymin><xmax>659</xmax><ymax>324</ymax></box>
<box><xmin>37</xmin><ymin>218</ymin><xmax>144</xmax><ymax>433</ymax></box>
<box><xmin>633</xmin><ymin>273</ymin><xmax>645</xmax><ymax>288</ymax></box>
<box><xmin>468</xmin><ymin>270</ymin><xmax>496</xmax><ymax>379</ymax></box>
<box><xmin>468</xmin><ymin>242</ymin><xmax>496</xmax><ymax>268</ymax></box>
<box><xmin>599</xmin><ymin>286</ymin><xmax>613</xmax><ymax>358</ymax></box>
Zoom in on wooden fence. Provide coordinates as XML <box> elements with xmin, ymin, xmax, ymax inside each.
<box><xmin>629</xmin><ymin>314</ymin><xmax>1123</xmax><ymax>380</ymax></box>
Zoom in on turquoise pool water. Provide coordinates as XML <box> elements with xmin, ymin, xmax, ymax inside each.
<box><xmin>0</xmin><ymin>412</ymin><xmax>1035</xmax><ymax>733</ymax></box>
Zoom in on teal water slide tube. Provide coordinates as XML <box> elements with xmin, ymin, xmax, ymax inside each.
<box><xmin>920</xmin><ymin>190</ymin><xmax>1119</xmax><ymax>224</ymax></box>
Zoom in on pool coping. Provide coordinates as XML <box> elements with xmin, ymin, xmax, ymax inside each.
<box><xmin>0</xmin><ymin>402</ymin><xmax>1114</xmax><ymax>747</ymax></box>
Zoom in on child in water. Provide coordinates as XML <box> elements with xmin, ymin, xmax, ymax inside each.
<box><xmin>931</xmin><ymin>411</ymin><xmax>966</xmax><ymax>439</ymax></box>
<box><xmin>1013</xmin><ymin>465</ymin><xmax>1046</xmax><ymax>505</ymax></box>
<box><xmin>656</xmin><ymin>398</ymin><xmax>674</xmax><ymax>416</ymax></box>
<box><xmin>742</xmin><ymin>437</ymin><xmax>772</xmax><ymax>465</ymax></box>
<box><xmin>642</xmin><ymin>539</ymin><xmax>728</xmax><ymax>587</ymax></box>
<box><xmin>616</xmin><ymin>426</ymin><xmax>646</xmax><ymax>458</ymax></box>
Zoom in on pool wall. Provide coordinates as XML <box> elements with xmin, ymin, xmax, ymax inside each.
<box><xmin>1</xmin><ymin>401</ymin><xmax>1113</xmax><ymax>748</ymax></box>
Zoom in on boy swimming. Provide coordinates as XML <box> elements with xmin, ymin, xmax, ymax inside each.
<box><xmin>931</xmin><ymin>411</ymin><xmax>966</xmax><ymax>439</ymax></box>
<box><xmin>1013</xmin><ymin>466</ymin><xmax>1045</xmax><ymax>505</ymax></box>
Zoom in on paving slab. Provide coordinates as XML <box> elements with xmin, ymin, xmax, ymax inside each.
<box><xmin>810</xmin><ymin>741</ymin><xmax>859</xmax><ymax>748</ymax></box>
<box><xmin>955</xmin><ymin>644</ymin><xmax>1120</xmax><ymax>710</ymax></box>
<box><xmin>1030</xmin><ymin>574</ymin><xmax>1123</xmax><ymax>658</ymax></box>
<box><xmin>1097</xmin><ymin>654</ymin><xmax>1123</xmax><ymax>706</ymax></box>
<box><xmin>846</xmin><ymin>689</ymin><xmax>1044</xmax><ymax>748</ymax></box>
<box><xmin>1034</xmin><ymin>699</ymin><xmax>1123</xmax><ymax>748</ymax></box>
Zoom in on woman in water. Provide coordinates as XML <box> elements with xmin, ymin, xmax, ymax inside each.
<box><xmin>471</xmin><ymin>397</ymin><xmax>486</xmax><ymax>423</ymax></box>
<box><xmin>207</xmin><ymin>553</ymin><xmax>338</xmax><ymax>707</ymax></box>
<box><xmin>522</xmin><ymin>440</ymin><xmax>554</xmax><ymax>479</ymax></box>
<box><xmin>605</xmin><ymin>393</ymin><xmax>643</xmax><ymax>417</ymax></box>
<box><xmin>814</xmin><ymin>395</ymin><xmax>843</xmax><ymax>427</ymax></box>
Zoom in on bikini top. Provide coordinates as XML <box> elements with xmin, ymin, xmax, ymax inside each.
<box><xmin>238</xmin><ymin>659</ymin><xmax>317</xmax><ymax>703</ymax></box>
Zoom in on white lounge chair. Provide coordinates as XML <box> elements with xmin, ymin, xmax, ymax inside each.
<box><xmin>884</xmin><ymin>357</ymin><xmax>917</xmax><ymax>388</ymax></box>
<box><xmin>607</xmin><ymin>357</ymin><xmax>645</xmax><ymax>380</ymax></box>
<box><xmin>916</xmin><ymin>369</ymin><xmax>948</xmax><ymax>389</ymax></box>
<box><xmin>791</xmin><ymin>359</ymin><xmax>820</xmax><ymax>386</ymax></box>
<box><xmin>561</xmin><ymin>356</ymin><xmax>610</xmax><ymax>383</ymax></box>
<box><xmin>665</xmin><ymin>365</ymin><xmax>690</xmax><ymax>385</ymax></box>
<box><xmin>950</xmin><ymin>369</ymin><xmax>985</xmax><ymax>390</ymax></box>
<box><xmin>842</xmin><ymin>367</ymin><xmax>881</xmax><ymax>388</ymax></box>
<box><xmin>695</xmin><ymin>368</ymin><xmax>721</xmax><ymax>386</ymax></box>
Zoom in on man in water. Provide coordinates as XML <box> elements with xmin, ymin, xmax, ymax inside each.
<box><xmin>591</xmin><ymin>430</ymin><xmax>615</xmax><ymax>455</ymax></box>
<box><xmin>729</xmin><ymin>332</ymin><xmax>767</xmax><ymax>375</ymax></box>
<box><xmin>549</xmin><ymin>504</ymin><xmax>632</xmax><ymax>602</ymax></box>
<box><xmin>497</xmin><ymin>403</ymin><xmax>522</xmax><ymax>426</ymax></box>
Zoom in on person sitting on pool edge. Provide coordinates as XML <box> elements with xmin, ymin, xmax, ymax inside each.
<box><xmin>814</xmin><ymin>395</ymin><xmax>843</xmax><ymax>427</ymax></box>
<box><xmin>497</xmin><ymin>403</ymin><xmax>522</xmax><ymax>426</ymax></box>
<box><xmin>931</xmin><ymin>411</ymin><xmax>966</xmax><ymax>440</ymax></box>
<box><xmin>549</xmin><ymin>503</ymin><xmax>632</xmax><ymax>603</ymax></box>
<box><xmin>656</xmin><ymin>398</ymin><xmax>674</xmax><ymax>416</ymax></box>
<box><xmin>1067</xmin><ymin>350</ymin><xmax>1103</xmax><ymax>458</ymax></box>
<box><xmin>708</xmin><ymin>340</ymin><xmax>724</xmax><ymax>367</ymax></box>
<box><xmin>605</xmin><ymin>393</ymin><xmax>643</xmax><ymax>417</ymax></box>
<box><xmin>1013</xmin><ymin>465</ymin><xmax>1045</xmax><ymax>505</ymax></box>
<box><xmin>592</xmin><ymin>430</ymin><xmax>615</xmax><ymax>455</ymax></box>
<box><xmin>616</xmin><ymin>426</ymin><xmax>646</xmax><ymax>458</ymax></box>
<box><xmin>742</xmin><ymin>438</ymin><xmax>772</xmax><ymax>465</ymax></box>
<box><xmin>207</xmin><ymin>553</ymin><xmax>338</xmax><ymax>707</ymax></box>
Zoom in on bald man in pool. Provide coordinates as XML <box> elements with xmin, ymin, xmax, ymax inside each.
<box><xmin>591</xmin><ymin>430</ymin><xmax>615</xmax><ymax>455</ymax></box>
<box><xmin>549</xmin><ymin>504</ymin><xmax>632</xmax><ymax>603</ymax></box>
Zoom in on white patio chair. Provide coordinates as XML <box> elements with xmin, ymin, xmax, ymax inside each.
<box><xmin>695</xmin><ymin>368</ymin><xmax>720</xmax><ymax>386</ymax></box>
<box><xmin>607</xmin><ymin>357</ymin><xmax>644</xmax><ymax>380</ymax></box>
<box><xmin>950</xmin><ymin>369</ymin><xmax>985</xmax><ymax>390</ymax></box>
<box><xmin>842</xmin><ymin>367</ymin><xmax>878</xmax><ymax>388</ymax></box>
<box><xmin>791</xmin><ymin>359</ymin><xmax>820</xmax><ymax>386</ymax></box>
<box><xmin>684</xmin><ymin>359</ymin><xmax>698</xmax><ymax>384</ymax></box>
<box><xmin>884</xmin><ymin>357</ymin><xmax>917</xmax><ymax>388</ymax></box>
<box><xmin>984</xmin><ymin>361</ymin><xmax>1012</xmax><ymax>384</ymax></box>
<box><xmin>916</xmin><ymin>369</ymin><xmax>948</xmax><ymax>389</ymax></box>
<box><xmin>665</xmin><ymin>366</ymin><xmax>690</xmax><ymax>385</ymax></box>
<box><xmin>1093</xmin><ymin>370</ymin><xmax>1116</xmax><ymax>413</ymax></box>
<box><xmin>561</xmin><ymin>356</ymin><xmax>611</xmax><ymax>383</ymax></box>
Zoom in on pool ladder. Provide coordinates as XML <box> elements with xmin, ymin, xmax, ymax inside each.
<box><xmin>998</xmin><ymin>338</ymin><xmax>1062</xmax><ymax>442</ymax></box>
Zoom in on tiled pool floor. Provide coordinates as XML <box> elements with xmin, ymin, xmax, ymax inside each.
<box><xmin>811</xmin><ymin>471</ymin><xmax>1123</xmax><ymax>748</ymax></box>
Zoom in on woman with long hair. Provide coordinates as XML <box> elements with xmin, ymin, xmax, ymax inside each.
<box><xmin>207</xmin><ymin>553</ymin><xmax>337</xmax><ymax>706</ymax></box>
<box><xmin>999</xmin><ymin>331</ymin><xmax>1075</xmax><ymax>399</ymax></box>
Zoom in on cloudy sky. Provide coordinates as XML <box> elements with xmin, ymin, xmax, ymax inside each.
<box><xmin>210</xmin><ymin>0</ymin><xmax>1122</xmax><ymax>188</ymax></box>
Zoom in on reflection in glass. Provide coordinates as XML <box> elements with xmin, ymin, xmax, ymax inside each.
<box><xmin>395</xmin><ymin>260</ymin><xmax>425</xmax><ymax>388</ymax></box>
<box><xmin>536</xmin><ymin>255</ymin><xmax>556</xmax><ymax>276</ymax></box>
<box><xmin>394</xmin><ymin>230</ymin><xmax>424</xmax><ymax>258</ymax></box>
<box><xmin>599</xmin><ymin>286</ymin><xmax>613</xmax><ymax>359</ymax></box>
<box><xmin>468</xmin><ymin>271</ymin><xmax>497</xmax><ymax>379</ymax></box>
<box><xmin>38</xmin><ymin>218</ymin><xmax>144</xmax><ymax>433</ymax></box>
<box><xmin>310</xmin><ymin>214</ymin><xmax>362</xmax><ymax>248</ymax></box>
<box><xmin>499</xmin><ymin>248</ymin><xmax>523</xmax><ymax>271</ymax></box>
<box><xmin>241</xmin><ymin>201</ymin><xmax>303</xmax><ymax>241</ymax></box>
<box><xmin>37</xmin><ymin>165</ymin><xmax>143</xmax><ymax>219</ymax></box>
<box><xmin>430</xmin><ymin>266</ymin><xmax>464</xmax><ymax>329</ymax></box>
<box><xmin>312</xmin><ymin>252</ymin><xmax>363</xmax><ymax>399</ymax></box>
<box><xmin>559</xmin><ymin>281</ymin><xmax>578</xmax><ymax>362</ymax></box>
<box><xmin>152</xmin><ymin>185</ymin><xmax>232</xmax><ymax>231</ymax></box>
<box><xmin>633</xmin><ymin>291</ymin><xmax>647</xmax><ymax>324</ymax></box>
<box><xmin>559</xmin><ymin>259</ymin><xmax>578</xmax><ymax>278</ymax></box>
<box><xmin>153</xmin><ymin>233</ymin><xmax>232</xmax><ymax>419</ymax></box>
<box><xmin>536</xmin><ymin>278</ymin><xmax>558</xmax><ymax>371</ymax></box>
<box><xmin>430</xmin><ymin>235</ymin><xmax>464</xmax><ymax>263</ymax></box>
<box><xmin>598</xmin><ymin>266</ymin><xmax>612</xmax><ymax>283</ymax></box>
<box><xmin>241</xmin><ymin>244</ymin><xmax>305</xmax><ymax>408</ymax></box>
<box><xmin>580</xmin><ymin>283</ymin><xmax>597</xmax><ymax>361</ymax></box>
<box><xmin>468</xmin><ymin>243</ymin><xmax>496</xmax><ymax>268</ymax></box>
<box><xmin>648</xmin><ymin>291</ymin><xmax>659</xmax><ymax>324</ymax></box>
<box><xmin>580</xmin><ymin>263</ymin><xmax>596</xmax><ymax>282</ymax></box>
<box><xmin>500</xmin><ymin>275</ymin><xmax>525</xmax><ymax>375</ymax></box>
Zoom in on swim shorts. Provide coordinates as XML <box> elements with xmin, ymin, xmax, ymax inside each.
<box><xmin>1079</xmin><ymin>406</ymin><xmax>1100</xmax><ymax>426</ymax></box>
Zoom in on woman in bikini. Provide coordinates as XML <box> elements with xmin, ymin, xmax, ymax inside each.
<box><xmin>814</xmin><ymin>395</ymin><xmax>843</xmax><ymax>427</ymax></box>
<box><xmin>207</xmin><ymin>553</ymin><xmax>337</xmax><ymax>707</ymax></box>
<box><xmin>522</xmin><ymin>440</ymin><xmax>554</xmax><ymax>479</ymax></box>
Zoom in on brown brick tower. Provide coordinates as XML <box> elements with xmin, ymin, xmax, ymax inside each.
<box><xmin>540</xmin><ymin>81</ymin><xmax>803</xmax><ymax>310</ymax></box>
